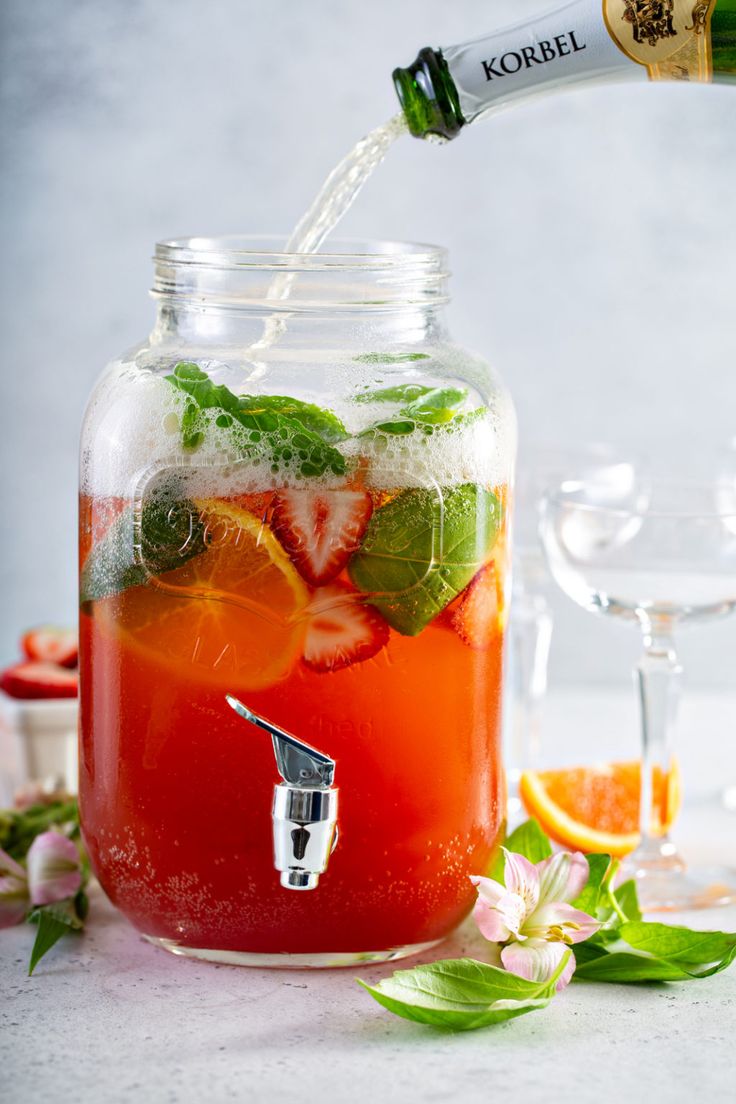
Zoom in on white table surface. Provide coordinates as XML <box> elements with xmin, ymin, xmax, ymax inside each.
<box><xmin>3</xmin><ymin>689</ymin><xmax>736</xmax><ymax>1104</ymax></box>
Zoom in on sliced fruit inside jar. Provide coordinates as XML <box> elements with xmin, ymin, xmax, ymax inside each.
<box><xmin>270</xmin><ymin>487</ymin><xmax>373</xmax><ymax>587</ymax></box>
<box><xmin>302</xmin><ymin>582</ymin><xmax>390</xmax><ymax>673</ymax></box>
<box><xmin>93</xmin><ymin>499</ymin><xmax>310</xmax><ymax>690</ymax></box>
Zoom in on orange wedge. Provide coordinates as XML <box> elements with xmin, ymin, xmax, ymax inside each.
<box><xmin>98</xmin><ymin>498</ymin><xmax>309</xmax><ymax>689</ymax></box>
<box><xmin>519</xmin><ymin>759</ymin><xmax>682</xmax><ymax>858</ymax></box>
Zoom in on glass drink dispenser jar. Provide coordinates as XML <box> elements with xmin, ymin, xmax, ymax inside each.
<box><xmin>79</xmin><ymin>237</ymin><xmax>516</xmax><ymax>966</ymax></box>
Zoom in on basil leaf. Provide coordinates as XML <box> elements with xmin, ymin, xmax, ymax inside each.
<box><xmin>573</xmin><ymin>947</ymin><xmax>696</xmax><ymax>983</ymax></box>
<box><xmin>614</xmin><ymin>879</ymin><xmax>643</xmax><ymax>923</ymax></box>
<box><xmin>619</xmin><ymin>922</ymin><xmax>736</xmax><ymax>975</ymax></box>
<box><xmin>359</xmin><ymin>957</ymin><xmax>558</xmax><ymax>1031</ymax></box>
<box><xmin>489</xmin><ymin>819</ymin><xmax>553</xmax><ymax>882</ymax></box>
<box><xmin>80</xmin><ymin>486</ymin><xmax>207</xmax><ymax>604</ymax></box>
<box><xmin>348</xmin><ymin>484</ymin><xmax>501</xmax><ymax>636</ymax></box>
<box><xmin>166</xmin><ymin>363</ymin><xmax>347</xmax><ymax>477</ymax></box>
<box><xmin>28</xmin><ymin>898</ymin><xmax>84</xmax><ymax>976</ymax></box>
<box><xmin>0</xmin><ymin>800</ymin><xmax>78</xmax><ymax>861</ymax></box>
<box><xmin>507</xmin><ymin>819</ymin><xmax>554</xmax><ymax>865</ymax></box>
<box><xmin>354</xmin><ymin>353</ymin><xmax>431</xmax><ymax>365</ymax></box>
<box><xmin>570</xmin><ymin>853</ymin><xmax>612</xmax><ymax>915</ymax></box>
<box><xmin>574</xmin><ymin>922</ymin><xmax>736</xmax><ymax>982</ymax></box>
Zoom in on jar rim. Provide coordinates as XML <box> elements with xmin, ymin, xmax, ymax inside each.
<box><xmin>154</xmin><ymin>235</ymin><xmax>448</xmax><ymax>272</ymax></box>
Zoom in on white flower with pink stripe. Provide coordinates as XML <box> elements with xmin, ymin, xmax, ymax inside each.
<box><xmin>471</xmin><ymin>849</ymin><xmax>601</xmax><ymax>991</ymax></box>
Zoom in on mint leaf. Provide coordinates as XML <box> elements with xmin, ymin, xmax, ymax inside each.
<box><xmin>28</xmin><ymin>897</ymin><xmax>84</xmax><ymax>976</ymax></box>
<box><xmin>239</xmin><ymin>395</ymin><xmax>348</xmax><ymax>443</ymax></box>
<box><xmin>364</xmin><ymin>419</ymin><xmax>417</xmax><ymax>436</ymax></box>
<box><xmin>359</xmin><ymin>956</ymin><xmax>562</xmax><ymax>1031</ymax></box>
<box><xmin>354</xmin><ymin>353</ymin><xmax>431</xmax><ymax>365</ymax></box>
<box><xmin>402</xmin><ymin>387</ymin><xmax>468</xmax><ymax>424</ymax></box>
<box><xmin>348</xmin><ymin>484</ymin><xmax>501</xmax><ymax>635</ymax></box>
<box><xmin>354</xmin><ymin>383</ymin><xmax>435</xmax><ymax>404</ymax></box>
<box><xmin>80</xmin><ymin>483</ymin><xmax>207</xmax><ymax>604</ymax></box>
<box><xmin>360</xmin><ymin>404</ymin><xmax>485</xmax><ymax>439</ymax></box>
<box><xmin>166</xmin><ymin>363</ymin><xmax>347</xmax><ymax>477</ymax></box>
<box><xmin>356</xmin><ymin>383</ymin><xmax>470</xmax><ymax>435</ymax></box>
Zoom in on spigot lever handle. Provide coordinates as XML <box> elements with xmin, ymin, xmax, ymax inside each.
<box><xmin>226</xmin><ymin>696</ymin><xmax>335</xmax><ymax>788</ymax></box>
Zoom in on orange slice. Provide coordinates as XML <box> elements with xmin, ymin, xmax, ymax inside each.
<box><xmin>97</xmin><ymin>498</ymin><xmax>309</xmax><ymax>690</ymax></box>
<box><xmin>519</xmin><ymin>759</ymin><xmax>682</xmax><ymax>858</ymax></box>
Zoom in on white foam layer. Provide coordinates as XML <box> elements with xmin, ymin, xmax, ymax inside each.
<box><xmin>81</xmin><ymin>363</ymin><xmax>515</xmax><ymax>497</ymax></box>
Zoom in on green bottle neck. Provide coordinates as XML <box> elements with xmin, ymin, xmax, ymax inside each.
<box><xmin>392</xmin><ymin>48</ymin><xmax>465</xmax><ymax>141</ymax></box>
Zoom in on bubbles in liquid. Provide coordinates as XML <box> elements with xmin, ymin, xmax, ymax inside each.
<box><xmin>81</xmin><ymin>357</ymin><xmax>513</xmax><ymax>499</ymax></box>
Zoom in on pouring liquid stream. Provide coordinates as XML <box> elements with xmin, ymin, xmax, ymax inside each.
<box><xmin>249</xmin><ymin>113</ymin><xmax>408</xmax><ymax>355</ymax></box>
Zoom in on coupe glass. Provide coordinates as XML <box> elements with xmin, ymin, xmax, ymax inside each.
<box><xmin>506</xmin><ymin>446</ymin><xmax>635</xmax><ymax>819</ymax></box>
<box><xmin>540</xmin><ymin>474</ymin><xmax>736</xmax><ymax>911</ymax></box>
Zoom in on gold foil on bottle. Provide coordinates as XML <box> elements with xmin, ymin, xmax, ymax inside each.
<box><xmin>603</xmin><ymin>1</ymin><xmax>715</xmax><ymax>80</ymax></box>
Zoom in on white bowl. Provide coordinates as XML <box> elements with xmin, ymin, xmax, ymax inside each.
<box><xmin>0</xmin><ymin>695</ymin><xmax>78</xmax><ymax>804</ymax></box>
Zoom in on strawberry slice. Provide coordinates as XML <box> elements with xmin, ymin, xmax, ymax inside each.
<box><xmin>303</xmin><ymin>584</ymin><xmax>389</xmax><ymax>673</ymax></box>
<box><xmin>0</xmin><ymin>661</ymin><xmax>79</xmax><ymax>700</ymax></box>
<box><xmin>21</xmin><ymin>626</ymin><xmax>78</xmax><ymax>668</ymax></box>
<box><xmin>452</xmin><ymin>562</ymin><xmax>503</xmax><ymax>649</ymax></box>
<box><xmin>271</xmin><ymin>488</ymin><xmax>372</xmax><ymax>587</ymax></box>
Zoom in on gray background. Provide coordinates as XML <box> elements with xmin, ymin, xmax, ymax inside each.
<box><xmin>1</xmin><ymin>0</ymin><xmax>735</xmax><ymax>690</ymax></box>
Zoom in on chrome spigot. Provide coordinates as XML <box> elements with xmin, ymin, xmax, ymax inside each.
<box><xmin>226</xmin><ymin>696</ymin><xmax>339</xmax><ymax>891</ymax></box>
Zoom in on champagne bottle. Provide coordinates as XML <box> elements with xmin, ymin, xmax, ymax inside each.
<box><xmin>393</xmin><ymin>0</ymin><xmax>736</xmax><ymax>139</ymax></box>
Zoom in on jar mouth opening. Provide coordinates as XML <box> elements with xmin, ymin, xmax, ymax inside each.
<box><xmin>152</xmin><ymin>235</ymin><xmax>450</xmax><ymax>312</ymax></box>
<box><xmin>154</xmin><ymin>235</ymin><xmax>448</xmax><ymax>272</ymax></box>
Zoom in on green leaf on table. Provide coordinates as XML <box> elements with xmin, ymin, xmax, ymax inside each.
<box><xmin>28</xmin><ymin>897</ymin><xmax>85</xmax><ymax>976</ymax></box>
<box><xmin>0</xmin><ymin>800</ymin><xmax>79</xmax><ymax>861</ymax></box>
<box><xmin>359</xmin><ymin>955</ymin><xmax>564</xmax><ymax>1031</ymax></box>
<box><xmin>613</xmin><ymin>879</ymin><xmax>643</xmax><ymax>923</ymax></box>
<box><xmin>489</xmin><ymin>819</ymin><xmax>553</xmax><ymax>881</ymax></box>
<box><xmin>348</xmin><ymin>483</ymin><xmax>501</xmax><ymax>635</ymax></box>
<box><xmin>354</xmin><ymin>353</ymin><xmax>431</xmax><ymax>366</ymax></box>
<box><xmin>80</xmin><ymin>483</ymin><xmax>208</xmax><ymax>604</ymax></box>
<box><xmin>570</xmin><ymin>853</ymin><xmax>612</xmax><ymax>916</ymax></box>
<box><xmin>591</xmin><ymin>878</ymin><xmax>643</xmax><ymax>944</ymax></box>
<box><xmin>166</xmin><ymin>363</ymin><xmax>347</xmax><ymax>476</ymax></box>
<box><xmin>619</xmin><ymin>922</ymin><xmax>736</xmax><ymax>976</ymax></box>
<box><xmin>505</xmin><ymin>819</ymin><xmax>554</xmax><ymax>865</ymax></box>
<box><xmin>573</xmin><ymin>921</ymin><xmax>736</xmax><ymax>982</ymax></box>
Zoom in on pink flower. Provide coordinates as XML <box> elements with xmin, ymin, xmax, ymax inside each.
<box><xmin>471</xmin><ymin>850</ymin><xmax>601</xmax><ymax>991</ymax></box>
<box><xmin>0</xmin><ymin>848</ymin><xmax>28</xmax><ymax>928</ymax></box>
<box><xmin>26</xmin><ymin>832</ymin><xmax>82</xmax><ymax>906</ymax></box>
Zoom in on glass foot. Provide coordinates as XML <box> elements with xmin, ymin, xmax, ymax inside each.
<box><xmin>625</xmin><ymin>865</ymin><xmax>736</xmax><ymax>912</ymax></box>
<box><xmin>143</xmin><ymin>935</ymin><xmax>442</xmax><ymax>968</ymax></box>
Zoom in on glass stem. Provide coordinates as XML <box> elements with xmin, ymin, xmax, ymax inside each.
<box><xmin>634</xmin><ymin>618</ymin><xmax>683</xmax><ymax>869</ymax></box>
